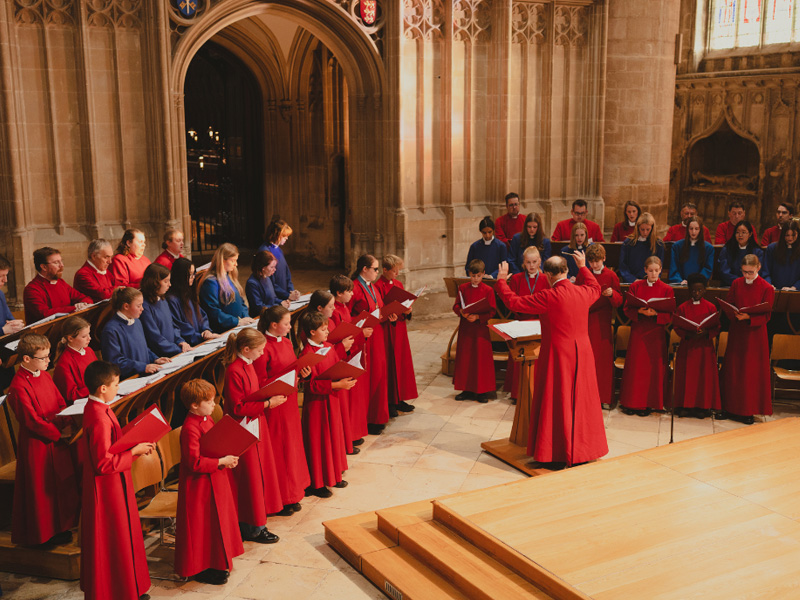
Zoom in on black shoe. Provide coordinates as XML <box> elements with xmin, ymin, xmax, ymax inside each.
<box><xmin>620</xmin><ymin>406</ymin><xmax>636</xmax><ymax>416</ymax></box>
<box><xmin>531</xmin><ymin>461</ymin><xmax>566</xmax><ymax>471</ymax></box>
<box><xmin>397</xmin><ymin>401</ymin><xmax>415</xmax><ymax>412</ymax></box>
<box><xmin>741</xmin><ymin>415</ymin><xmax>755</xmax><ymax>425</ymax></box>
<box><xmin>250</xmin><ymin>529</ymin><xmax>280</xmax><ymax>544</ymax></box>
<box><xmin>635</xmin><ymin>409</ymin><xmax>652</xmax><ymax>417</ymax></box>
<box><xmin>140</xmin><ymin>596</ymin><xmax>151</xmax><ymax>600</ymax></box>
<box><xmin>334</xmin><ymin>480</ymin><xmax>348</xmax><ymax>488</ymax></box>
<box><xmin>476</xmin><ymin>393</ymin><xmax>490</xmax><ymax>403</ymax></box>
<box><xmin>347</xmin><ymin>447</ymin><xmax>361</xmax><ymax>455</ymax></box>
<box><xmin>692</xmin><ymin>408</ymin><xmax>709</xmax><ymax>419</ymax></box>
<box><xmin>289</xmin><ymin>503</ymin><xmax>302</xmax><ymax>512</ymax></box>
<box><xmin>389</xmin><ymin>405</ymin><xmax>399</xmax><ymax>418</ymax></box>
<box><xmin>367</xmin><ymin>423</ymin><xmax>385</xmax><ymax>435</ymax></box>
<box><xmin>510</xmin><ymin>397</ymin><xmax>517</xmax><ymax>405</ymax></box>
<box><xmin>49</xmin><ymin>530</ymin><xmax>73</xmax><ymax>546</ymax></box>
<box><xmin>714</xmin><ymin>410</ymin><xmax>729</xmax><ymax>420</ymax></box>
<box><xmin>454</xmin><ymin>391</ymin><xmax>473</xmax><ymax>401</ymax></box>
<box><xmin>352</xmin><ymin>438</ymin><xmax>365</xmax><ymax>446</ymax></box>
<box><xmin>306</xmin><ymin>486</ymin><xmax>333</xmax><ymax>498</ymax></box>
<box><xmin>193</xmin><ymin>568</ymin><xmax>228</xmax><ymax>585</ymax></box>
<box><xmin>274</xmin><ymin>506</ymin><xmax>294</xmax><ymax>517</ymax></box>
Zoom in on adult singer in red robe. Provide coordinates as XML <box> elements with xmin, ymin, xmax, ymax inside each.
<box><xmin>720</xmin><ymin>254</ymin><xmax>775</xmax><ymax>424</ymax></box>
<box><xmin>495</xmin><ymin>252</ymin><xmax>607</xmax><ymax>467</ymax></box>
<box><xmin>73</xmin><ymin>239</ymin><xmax>117</xmax><ymax>302</ymax></box>
<box><xmin>23</xmin><ymin>247</ymin><xmax>92</xmax><ymax>323</ymax></box>
<box><xmin>586</xmin><ymin>244</ymin><xmax>623</xmax><ymax>408</ymax></box>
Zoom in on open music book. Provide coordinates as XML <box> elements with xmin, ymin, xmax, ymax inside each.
<box><xmin>459</xmin><ymin>291</ymin><xmax>491</xmax><ymax>314</ymax></box>
<box><xmin>624</xmin><ymin>293</ymin><xmax>676</xmax><ymax>313</ymax></box>
<box><xmin>354</xmin><ymin>309</ymin><xmax>381</xmax><ymax>329</ymax></box>
<box><xmin>491</xmin><ymin>320</ymin><xmax>542</xmax><ymax>340</ymax></box>
<box><xmin>288</xmin><ymin>293</ymin><xmax>313</xmax><ymax>312</ymax></box>
<box><xmin>717</xmin><ymin>298</ymin><xmax>771</xmax><ymax>318</ymax></box>
<box><xmin>199</xmin><ymin>414</ymin><xmax>260</xmax><ymax>458</ymax></box>
<box><xmin>673</xmin><ymin>311</ymin><xmax>720</xmax><ymax>332</ymax></box>
<box><xmin>109</xmin><ymin>404</ymin><xmax>171</xmax><ymax>453</ymax></box>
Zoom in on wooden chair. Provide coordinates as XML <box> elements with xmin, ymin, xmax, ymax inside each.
<box><xmin>441</xmin><ymin>324</ymin><xmax>459</xmax><ymax>377</ymax></box>
<box><xmin>487</xmin><ymin>319</ymin><xmax>512</xmax><ymax>383</ymax></box>
<box><xmin>613</xmin><ymin>325</ymin><xmax>631</xmax><ymax>401</ymax></box>
<box><xmin>771</xmin><ymin>334</ymin><xmax>800</xmax><ymax>405</ymax></box>
<box><xmin>156</xmin><ymin>427</ymin><xmax>182</xmax><ymax>492</ymax></box>
<box><xmin>131</xmin><ymin>448</ymin><xmax>178</xmax><ymax>546</ymax></box>
<box><xmin>716</xmin><ymin>331</ymin><xmax>728</xmax><ymax>368</ymax></box>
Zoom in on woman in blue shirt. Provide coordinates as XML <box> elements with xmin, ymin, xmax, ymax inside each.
<box><xmin>166</xmin><ymin>258</ymin><xmax>218</xmax><ymax>346</ymax></box>
<box><xmin>560</xmin><ymin>222</ymin><xmax>591</xmax><ymax>280</ymax></box>
<box><xmin>465</xmin><ymin>216</ymin><xmax>508</xmax><ymax>278</ymax></box>
<box><xmin>245</xmin><ymin>250</ymin><xmax>290</xmax><ymax>318</ymax></box>
<box><xmin>140</xmin><ymin>263</ymin><xmax>190</xmax><ymax>357</ymax></box>
<box><xmin>198</xmin><ymin>243</ymin><xmax>256</xmax><ymax>333</ymax></box>
<box><xmin>619</xmin><ymin>212</ymin><xmax>665</xmax><ymax>283</ymax></box>
<box><xmin>668</xmin><ymin>218</ymin><xmax>714</xmax><ymax>284</ymax></box>
<box><xmin>718</xmin><ymin>221</ymin><xmax>765</xmax><ymax>286</ymax></box>
<box><xmin>508</xmin><ymin>213</ymin><xmax>552</xmax><ymax>273</ymax></box>
<box><xmin>765</xmin><ymin>220</ymin><xmax>800</xmax><ymax>290</ymax></box>
<box><xmin>258</xmin><ymin>220</ymin><xmax>300</xmax><ymax>302</ymax></box>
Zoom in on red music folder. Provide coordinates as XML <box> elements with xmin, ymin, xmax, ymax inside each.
<box><xmin>199</xmin><ymin>414</ymin><xmax>260</xmax><ymax>459</ymax></box>
<box><xmin>458</xmin><ymin>292</ymin><xmax>491</xmax><ymax>315</ymax></box>
<box><xmin>717</xmin><ymin>298</ymin><xmax>771</xmax><ymax>319</ymax></box>
<box><xmin>109</xmin><ymin>404</ymin><xmax>171</xmax><ymax>453</ymax></box>
<box><xmin>624</xmin><ymin>293</ymin><xmax>676</xmax><ymax>313</ymax></box>
<box><xmin>243</xmin><ymin>370</ymin><xmax>297</xmax><ymax>403</ymax></box>
<box><xmin>380</xmin><ymin>300</ymin><xmax>412</xmax><ymax>320</ymax></box>
<box><xmin>382</xmin><ymin>285</ymin><xmax>417</xmax><ymax>305</ymax></box>
<box><xmin>289</xmin><ymin>346</ymin><xmax>332</xmax><ymax>372</ymax></box>
<box><xmin>352</xmin><ymin>310</ymin><xmax>381</xmax><ymax>329</ymax></box>
<box><xmin>317</xmin><ymin>351</ymin><xmax>366</xmax><ymax>381</ymax></box>
<box><xmin>327</xmin><ymin>320</ymin><xmax>362</xmax><ymax>344</ymax></box>
<box><xmin>672</xmin><ymin>311</ymin><xmax>720</xmax><ymax>333</ymax></box>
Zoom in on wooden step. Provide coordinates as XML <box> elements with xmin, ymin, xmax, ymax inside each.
<box><xmin>323</xmin><ymin>511</ymin><xmax>395</xmax><ymax>571</ymax></box>
<box><xmin>375</xmin><ymin>499</ymin><xmax>434</xmax><ymax>543</ymax></box>
<box><xmin>362</xmin><ymin>546</ymin><xmax>469</xmax><ymax>600</ymax></box>
<box><xmin>0</xmin><ymin>530</ymin><xmax>80</xmax><ymax>580</ymax></box>
<box><xmin>397</xmin><ymin>520</ymin><xmax>554</xmax><ymax>600</ymax></box>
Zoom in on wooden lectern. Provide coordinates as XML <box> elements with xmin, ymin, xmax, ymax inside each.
<box><xmin>481</xmin><ymin>322</ymin><xmax>549</xmax><ymax>476</ymax></box>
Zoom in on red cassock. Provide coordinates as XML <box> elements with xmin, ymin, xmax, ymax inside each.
<box><xmin>664</xmin><ymin>223</ymin><xmax>712</xmax><ymax>243</ymax></box>
<box><xmin>348</xmin><ymin>279</ymin><xmax>389</xmax><ymax>425</ymax></box>
<box><xmin>495</xmin><ymin>213</ymin><xmax>526</xmax><ymax>247</ymax></box>
<box><xmin>223</xmin><ymin>358</ymin><xmax>283</xmax><ymax>524</ymax></box>
<box><xmin>53</xmin><ymin>346</ymin><xmax>97</xmax><ymax>405</ymax></box>
<box><xmin>326</xmin><ymin>310</ymin><xmax>358</xmax><ymax>452</ymax></box>
<box><xmin>23</xmin><ymin>275</ymin><xmax>92</xmax><ymax>323</ymax></box>
<box><xmin>7</xmin><ymin>368</ymin><xmax>79</xmax><ymax>545</ymax></box>
<box><xmin>81</xmin><ymin>399</ymin><xmax>150</xmax><ymax>600</ymax></box>
<box><xmin>175</xmin><ymin>413</ymin><xmax>244</xmax><ymax>578</ymax></box>
<box><xmin>154</xmin><ymin>251</ymin><xmax>182</xmax><ymax>269</ymax></box>
<box><xmin>110</xmin><ymin>253</ymin><xmax>151</xmax><ymax>288</ymax></box>
<box><xmin>610</xmin><ymin>221</ymin><xmax>635</xmax><ymax>243</ymax></box>
<box><xmin>502</xmin><ymin>272</ymin><xmax>550</xmax><ymax>398</ymax></box>
<box><xmin>720</xmin><ymin>276</ymin><xmax>775</xmax><ymax>417</ymax></box>
<box><xmin>452</xmin><ymin>282</ymin><xmax>497</xmax><ymax>394</ymax></box>
<box><xmin>73</xmin><ymin>261</ymin><xmax>116</xmax><ymax>302</ymax></box>
<box><xmin>620</xmin><ymin>279</ymin><xmax>675</xmax><ymax>410</ymax></box>
<box><xmin>715</xmin><ymin>221</ymin><xmax>758</xmax><ymax>245</ymax></box>
<box><xmin>673</xmin><ymin>299</ymin><xmax>721</xmax><ymax>410</ymax></box>
<box><xmin>374</xmin><ymin>276</ymin><xmax>419</xmax><ymax>404</ymax></box>
<box><xmin>587</xmin><ymin>268</ymin><xmax>623</xmax><ymax>406</ymax></box>
<box><xmin>331</xmin><ymin>301</ymin><xmax>368</xmax><ymax>440</ymax></box>
<box><xmin>761</xmin><ymin>225</ymin><xmax>781</xmax><ymax>247</ymax></box>
<box><xmin>495</xmin><ymin>270</ymin><xmax>608</xmax><ymax>465</ymax></box>
<box><xmin>300</xmin><ymin>343</ymin><xmax>348</xmax><ymax>488</ymax></box>
<box><xmin>253</xmin><ymin>335</ymin><xmax>310</xmax><ymax>506</ymax></box>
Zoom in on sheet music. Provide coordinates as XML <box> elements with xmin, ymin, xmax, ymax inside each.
<box><xmin>0</xmin><ymin>395</ymin><xmax>5</xmax><ymax>407</ymax></box>
<box><xmin>14</xmin><ymin>312</ymin><xmax>70</xmax><ymax>339</ymax></box>
<box><xmin>288</xmin><ymin>292</ymin><xmax>313</xmax><ymax>312</ymax></box>
<box><xmin>355</xmin><ymin>317</ymin><xmax>366</xmax><ymax>327</ymax></box>
<box><xmin>196</xmin><ymin>262</ymin><xmax>211</xmax><ymax>273</ymax></box>
<box><xmin>412</xmin><ymin>286</ymin><xmax>428</xmax><ymax>298</ymax></box>
<box><xmin>242</xmin><ymin>416</ymin><xmax>260</xmax><ymax>439</ymax></box>
<box><xmin>156</xmin><ymin>354</ymin><xmax>195</xmax><ymax>375</ymax></box>
<box><xmin>401</xmin><ymin>299</ymin><xmax>414</xmax><ymax>308</ymax></box>
<box><xmin>57</xmin><ymin>398</ymin><xmax>88</xmax><ymax>416</ymax></box>
<box><xmin>5</xmin><ymin>340</ymin><xmax>18</xmax><ymax>352</ymax></box>
<box><xmin>151</xmin><ymin>406</ymin><xmax>168</xmax><ymax>425</ymax></box>
<box><xmin>493</xmin><ymin>320</ymin><xmax>542</xmax><ymax>339</ymax></box>
<box><xmin>348</xmin><ymin>351</ymin><xmax>363</xmax><ymax>369</ymax></box>
<box><xmin>277</xmin><ymin>370</ymin><xmax>296</xmax><ymax>387</ymax></box>
<box><xmin>371</xmin><ymin>308</ymin><xmax>380</xmax><ymax>318</ymax></box>
<box><xmin>316</xmin><ymin>346</ymin><xmax>331</xmax><ymax>356</ymax></box>
<box><xmin>459</xmin><ymin>291</ymin><xmax>466</xmax><ymax>309</ymax></box>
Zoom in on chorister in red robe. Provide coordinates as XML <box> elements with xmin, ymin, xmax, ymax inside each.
<box><xmin>331</xmin><ymin>301</ymin><xmax>368</xmax><ymax>440</ymax></box>
<box><xmin>223</xmin><ymin>357</ymin><xmax>283</xmax><ymax>523</ymax></box>
<box><xmin>672</xmin><ymin>299</ymin><xmax>721</xmax><ymax>410</ymax></box>
<box><xmin>53</xmin><ymin>346</ymin><xmax>98</xmax><ymax>405</ymax></box>
<box><xmin>502</xmin><ymin>271</ymin><xmax>550</xmax><ymax>398</ymax></box>
<box><xmin>326</xmin><ymin>310</ymin><xmax>357</xmax><ymax>453</ymax></box>
<box><xmin>253</xmin><ymin>334</ymin><xmax>310</xmax><ymax>506</ymax></box>
<box><xmin>374</xmin><ymin>276</ymin><xmax>419</xmax><ymax>404</ymax></box>
<box><xmin>620</xmin><ymin>279</ymin><xmax>675</xmax><ymax>411</ymax></box>
<box><xmin>348</xmin><ymin>279</ymin><xmax>389</xmax><ymax>425</ymax></box>
<box><xmin>110</xmin><ymin>253</ymin><xmax>151</xmax><ymax>288</ymax></box>
<box><xmin>23</xmin><ymin>275</ymin><xmax>92</xmax><ymax>323</ymax></box>
<box><xmin>300</xmin><ymin>342</ymin><xmax>348</xmax><ymax>488</ymax></box>
<box><xmin>720</xmin><ymin>276</ymin><xmax>775</xmax><ymax>417</ymax></box>
<box><xmin>588</xmin><ymin>268</ymin><xmax>623</xmax><ymax>406</ymax></box>
<box><xmin>495</xmin><ymin>269</ymin><xmax>608</xmax><ymax>465</ymax></box>
<box><xmin>73</xmin><ymin>261</ymin><xmax>116</xmax><ymax>302</ymax></box>
<box><xmin>7</xmin><ymin>367</ymin><xmax>79</xmax><ymax>545</ymax></box>
<box><xmin>81</xmin><ymin>398</ymin><xmax>150</xmax><ymax>600</ymax></box>
<box><xmin>154</xmin><ymin>250</ymin><xmax>182</xmax><ymax>269</ymax></box>
<box><xmin>452</xmin><ymin>282</ymin><xmax>497</xmax><ymax>394</ymax></box>
<box><xmin>175</xmin><ymin>413</ymin><xmax>244</xmax><ymax>578</ymax></box>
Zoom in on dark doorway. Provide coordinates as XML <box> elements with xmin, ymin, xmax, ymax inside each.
<box><xmin>184</xmin><ymin>42</ymin><xmax>264</xmax><ymax>254</ymax></box>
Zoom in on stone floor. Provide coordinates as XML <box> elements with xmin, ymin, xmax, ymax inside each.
<box><xmin>4</xmin><ymin>271</ymin><xmax>800</xmax><ymax>599</ymax></box>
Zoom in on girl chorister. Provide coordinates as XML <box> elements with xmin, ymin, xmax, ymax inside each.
<box><xmin>166</xmin><ymin>257</ymin><xmax>219</xmax><ymax>346</ymax></box>
<box><xmin>465</xmin><ymin>216</ymin><xmax>508</xmax><ymax>279</ymax></box>
<box><xmin>610</xmin><ymin>200</ymin><xmax>642</xmax><ymax>243</ymax></box>
<box><xmin>53</xmin><ymin>315</ymin><xmax>97</xmax><ymax>404</ymax></box>
<box><xmin>619</xmin><ymin>212</ymin><xmax>665</xmax><ymax>284</ymax></box>
<box><xmin>668</xmin><ymin>217</ymin><xmax>715</xmax><ymax>284</ymax></box>
<box><xmin>560</xmin><ymin>222</ymin><xmax>591</xmax><ymax>280</ymax></box>
<box><xmin>140</xmin><ymin>263</ymin><xmax>190</xmax><ymax>357</ymax></box>
<box><xmin>718</xmin><ymin>220</ymin><xmax>764</xmax><ymax>286</ymax></box>
<box><xmin>198</xmin><ymin>243</ymin><xmax>256</xmax><ymax>333</ymax></box>
<box><xmin>765</xmin><ymin>220</ymin><xmax>800</xmax><ymax>291</ymax></box>
<box><xmin>508</xmin><ymin>213</ymin><xmax>552</xmax><ymax>273</ymax></box>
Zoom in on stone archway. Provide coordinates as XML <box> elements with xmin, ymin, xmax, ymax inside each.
<box><xmin>165</xmin><ymin>0</ymin><xmax>391</xmax><ymax>267</ymax></box>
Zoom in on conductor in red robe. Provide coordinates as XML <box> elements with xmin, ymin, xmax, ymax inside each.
<box><xmin>73</xmin><ymin>239</ymin><xmax>117</xmax><ymax>302</ymax></box>
<box><xmin>23</xmin><ymin>247</ymin><xmax>92</xmax><ymax>323</ymax></box>
<box><xmin>495</xmin><ymin>251</ymin><xmax>608</xmax><ymax>468</ymax></box>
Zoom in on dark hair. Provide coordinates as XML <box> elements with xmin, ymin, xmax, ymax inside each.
<box><xmin>686</xmin><ymin>273</ymin><xmax>707</xmax><ymax>288</ymax></box>
<box><xmin>724</xmin><ymin>220</ymin><xmax>758</xmax><ymax>258</ymax></box>
<box><xmin>779</xmin><ymin>202</ymin><xmax>795</xmax><ymax>215</ymax></box>
<box><xmin>727</xmin><ymin>201</ymin><xmax>745</xmax><ymax>212</ymax></box>
<box><xmin>161</xmin><ymin>228</ymin><xmax>182</xmax><ymax>250</ymax></box>
<box><xmin>519</xmin><ymin>213</ymin><xmax>545</xmax><ymax>253</ymax></box>
<box><xmin>265</xmin><ymin>219</ymin><xmax>292</xmax><ymax>244</ymax></box>
<box><xmin>84</xmin><ymin>361</ymin><xmax>121</xmax><ymax>394</ymax></box>
<box><xmin>258</xmin><ymin>305</ymin><xmax>290</xmax><ymax>334</ymax></box>
<box><xmin>111</xmin><ymin>286</ymin><xmax>143</xmax><ymax>311</ymax></box>
<box><xmin>140</xmin><ymin>263</ymin><xmax>171</xmax><ymax>304</ymax></box>
<box><xmin>33</xmin><ymin>247</ymin><xmax>59</xmax><ymax>273</ymax></box>
<box><xmin>467</xmin><ymin>259</ymin><xmax>485</xmax><ymax>274</ymax></box>
<box><xmin>351</xmin><ymin>254</ymin><xmax>378</xmax><ymax>280</ymax></box>
<box><xmin>775</xmin><ymin>220</ymin><xmax>800</xmax><ymax>265</ymax></box>
<box><xmin>115</xmin><ymin>228</ymin><xmax>143</xmax><ymax>255</ymax></box>
<box><xmin>0</xmin><ymin>254</ymin><xmax>9</xmax><ymax>271</ymax></box>
<box><xmin>623</xmin><ymin>200</ymin><xmax>642</xmax><ymax>221</ymax></box>
<box><xmin>504</xmin><ymin>192</ymin><xmax>519</xmax><ymax>204</ymax></box>
<box><xmin>678</xmin><ymin>218</ymin><xmax>707</xmax><ymax>267</ymax></box>
<box><xmin>166</xmin><ymin>257</ymin><xmax>200</xmax><ymax>326</ymax></box>
<box><xmin>478</xmin><ymin>216</ymin><xmax>495</xmax><ymax>232</ymax></box>
<box><xmin>300</xmin><ymin>311</ymin><xmax>327</xmax><ymax>337</ymax></box>
<box><xmin>310</xmin><ymin>290</ymin><xmax>334</xmax><ymax>312</ymax></box>
<box><xmin>572</xmin><ymin>199</ymin><xmax>588</xmax><ymax>211</ymax></box>
<box><xmin>251</xmin><ymin>250</ymin><xmax>276</xmax><ymax>277</ymax></box>
<box><xmin>330</xmin><ymin>274</ymin><xmax>354</xmax><ymax>295</ymax></box>
<box><xmin>681</xmin><ymin>202</ymin><xmax>698</xmax><ymax>211</ymax></box>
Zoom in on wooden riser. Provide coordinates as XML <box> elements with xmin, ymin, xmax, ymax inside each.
<box><xmin>480</xmin><ymin>438</ymin><xmax>557</xmax><ymax>477</ymax></box>
<box><xmin>0</xmin><ymin>531</ymin><xmax>80</xmax><ymax>580</ymax></box>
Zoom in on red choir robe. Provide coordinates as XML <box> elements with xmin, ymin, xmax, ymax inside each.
<box><xmin>253</xmin><ymin>334</ymin><xmax>310</xmax><ymax>506</ymax></box>
<box><xmin>620</xmin><ymin>279</ymin><xmax>675</xmax><ymax>410</ymax></box>
<box><xmin>720</xmin><ymin>276</ymin><xmax>774</xmax><ymax>417</ymax></box>
<box><xmin>154</xmin><ymin>250</ymin><xmax>182</xmax><ymax>269</ymax></box>
<box><xmin>495</xmin><ymin>270</ymin><xmax>608</xmax><ymax>465</ymax></box>
<box><xmin>332</xmin><ymin>301</ymin><xmax>368</xmax><ymax>440</ymax></box>
<box><xmin>495</xmin><ymin>213</ymin><xmax>526</xmax><ymax>247</ymax></box>
<box><xmin>53</xmin><ymin>345</ymin><xmax>97</xmax><ymax>405</ymax></box>
<box><xmin>374</xmin><ymin>276</ymin><xmax>419</xmax><ymax>404</ymax></box>
<box><xmin>663</xmin><ymin>223</ymin><xmax>712</xmax><ymax>243</ymax></box>
<box><xmin>73</xmin><ymin>261</ymin><xmax>116</xmax><ymax>302</ymax></box>
<box><xmin>110</xmin><ymin>253</ymin><xmax>151</xmax><ymax>288</ymax></box>
<box><xmin>7</xmin><ymin>367</ymin><xmax>79</xmax><ymax>545</ymax></box>
<box><xmin>23</xmin><ymin>275</ymin><xmax>92</xmax><ymax>323</ymax></box>
<box><xmin>326</xmin><ymin>310</ymin><xmax>357</xmax><ymax>452</ymax></box>
<box><xmin>300</xmin><ymin>342</ymin><xmax>348</xmax><ymax>488</ymax></box>
<box><xmin>551</xmin><ymin>218</ymin><xmax>605</xmax><ymax>243</ymax></box>
<box><xmin>175</xmin><ymin>413</ymin><xmax>244</xmax><ymax>577</ymax></box>
<box><xmin>223</xmin><ymin>358</ymin><xmax>283</xmax><ymax>524</ymax></box>
<box><xmin>81</xmin><ymin>398</ymin><xmax>150</xmax><ymax>600</ymax></box>
<box><xmin>587</xmin><ymin>268</ymin><xmax>623</xmax><ymax>406</ymax></box>
<box><xmin>761</xmin><ymin>225</ymin><xmax>782</xmax><ymax>247</ymax></box>
<box><xmin>672</xmin><ymin>299</ymin><xmax>721</xmax><ymax>410</ymax></box>
<box><xmin>610</xmin><ymin>221</ymin><xmax>635</xmax><ymax>243</ymax></box>
<box><xmin>452</xmin><ymin>282</ymin><xmax>496</xmax><ymax>394</ymax></box>
<box><xmin>502</xmin><ymin>271</ymin><xmax>550</xmax><ymax>398</ymax></box>
<box><xmin>715</xmin><ymin>221</ymin><xmax>758</xmax><ymax>245</ymax></box>
<box><xmin>348</xmin><ymin>278</ymin><xmax>389</xmax><ymax>424</ymax></box>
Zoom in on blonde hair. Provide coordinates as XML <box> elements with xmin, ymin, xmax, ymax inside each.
<box><xmin>54</xmin><ymin>315</ymin><xmax>90</xmax><ymax>364</ymax></box>
<box><xmin>644</xmin><ymin>256</ymin><xmax>662</xmax><ymax>270</ymax></box>
<box><xmin>382</xmin><ymin>254</ymin><xmax>403</xmax><ymax>270</ymax></box>
<box><xmin>742</xmin><ymin>253</ymin><xmax>761</xmax><ymax>268</ymax></box>
<box><xmin>627</xmin><ymin>212</ymin><xmax>660</xmax><ymax>255</ymax></box>
<box><xmin>198</xmin><ymin>243</ymin><xmax>245</xmax><ymax>306</ymax></box>
<box><xmin>568</xmin><ymin>222</ymin><xmax>589</xmax><ymax>251</ymax></box>
<box><xmin>522</xmin><ymin>246</ymin><xmax>541</xmax><ymax>260</ymax></box>
<box><xmin>222</xmin><ymin>328</ymin><xmax>265</xmax><ymax>366</ymax></box>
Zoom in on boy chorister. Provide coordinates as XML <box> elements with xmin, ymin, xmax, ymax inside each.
<box><xmin>374</xmin><ymin>255</ymin><xmax>418</xmax><ymax>415</ymax></box>
<box><xmin>175</xmin><ymin>379</ymin><xmax>243</xmax><ymax>585</ymax></box>
<box><xmin>7</xmin><ymin>333</ymin><xmax>79</xmax><ymax>547</ymax></box>
<box><xmin>81</xmin><ymin>361</ymin><xmax>153</xmax><ymax>600</ymax></box>
<box><xmin>453</xmin><ymin>259</ymin><xmax>497</xmax><ymax>402</ymax></box>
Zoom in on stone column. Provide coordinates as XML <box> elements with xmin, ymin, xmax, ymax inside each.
<box><xmin>602</xmin><ymin>0</ymin><xmax>680</xmax><ymax>232</ymax></box>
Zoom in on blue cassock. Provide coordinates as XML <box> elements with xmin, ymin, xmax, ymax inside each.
<box><xmin>668</xmin><ymin>240</ymin><xmax>714</xmax><ymax>283</ymax></box>
<box><xmin>465</xmin><ymin>238</ymin><xmax>508</xmax><ymax>278</ymax></box>
<box><xmin>245</xmin><ymin>274</ymin><xmax>282</xmax><ymax>318</ymax></box>
<box><xmin>140</xmin><ymin>298</ymin><xmax>185</xmax><ymax>357</ymax></box>
<box><xmin>765</xmin><ymin>243</ymin><xmax>800</xmax><ymax>289</ymax></box>
<box><xmin>619</xmin><ymin>239</ymin><xmax>665</xmax><ymax>283</ymax></box>
<box><xmin>560</xmin><ymin>244</ymin><xmax>590</xmax><ymax>279</ymax></box>
<box><xmin>165</xmin><ymin>294</ymin><xmax>211</xmax><ymax>346</ymax></box>
<box><xmin>0</xmin><ymin>290</ymin><xmax>13</xmax><ymax>330</ymax></box>
<box><xmin>508</xmin><ymin>234</ymin><xmax>552</xmax><ymax>274</ymax></box>
<box><xmin>102</xmin><ymin>314</ymin><xmax>159</xmax><ymax>379</ymax></box>
<box><xmin>258</xmin><ymin>243</ymin><xmax>295</xmax><ymax>301</ymax></box>
<box><xmin>199</xmin><ymin>275</ymin><xmax>248</xmax><ymax>333</ymax></box>
<box><xmin>718</xmin><ymin>246</ymin><xmax>766</xmax><ymax>286</ymax></box>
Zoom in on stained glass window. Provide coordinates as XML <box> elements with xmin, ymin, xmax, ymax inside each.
<box><xmin>709</xmin><ymin>0</ymin><xmax>800</xmax><ymax>49</ymax></box>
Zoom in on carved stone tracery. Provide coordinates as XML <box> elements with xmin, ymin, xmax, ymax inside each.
<box><xmin>554</xmin><ymin>5</ymin><xmax>588</xmax><ymax>47</ymax></box>
<box><xmin>14</xmin><ymin>0</ymin><xmax>76</xmax><ymax>26</ymax></box>
<box><xmin>511</xmin><ymin>2</ymin><xmax>547</xmax><ymax>45</ymax></box>
<box><xmin>403</xmin><ymin>0</ymin><xmax>444</xmax><ymax>41</ymax></box>
<box><xmin>453</xmin><ymin>0</ymin><xmax>492</xmax><ymax>43</ymax></box>
<box><xmin>86</xmin><ymin>0</ymin><xmax>143</xmax><ymax>29</ymax></box>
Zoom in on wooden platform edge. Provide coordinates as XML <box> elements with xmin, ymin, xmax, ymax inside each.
<box><xmin>480</xmin><ymin>438</ymin><xmax>553</xmax><ymax>477</ymax></box>
<box><xmin>0</xmin><ymin>533</ymin><xmax>80</xmax><ymax>580</ymax></box>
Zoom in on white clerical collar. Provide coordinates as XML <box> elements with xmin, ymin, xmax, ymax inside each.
<box><xmin>745</xmin><ymin>276</ymin><xmax>757</xmax><ymax>285</ymax></box>
<box><xmin>788</xmin><ymin>244</ymin><xmax>793</xmax><ymax>249</ymax></box>
<box><xmin>167</xmin><ymin>250</ymin><xmax>180</xmax><ymax>259</ymax></box>
<box><xmin>646</xmin><ymin>280</ymin><xmax>657</xmax><ymax>286</ymax></box>
<box><xmin>88</xmin><ymin>260</ymin><xmax>107</xmax><ymax>275</ymax></box>
<box><xmin>265</xmin><ymin>330</ymin><xmax>283</xmax><ymax>343</ymax></box>
<box><xmin>68</xmin><ymin>344</ymin><xmax>86</xmax><ymax>356</ymax></box>
<box><xmin>739</xmin><ymin>245</ymin><xmax>748</xmax><ymax>250</ymax></box>
<box><xmin>638</xmin><ymin>236</ymin><xmax>647</xmax><ymax>242</ymax></box>
<box><xmin>307</xmin><ymin>339</ymin><xmax>324</xmax><ymax>348</ymax></box>
<box><xmin>21</xmin><ymin>364</ymin><xmax>40</xmax><ymax>377</ymax></box>
<box><xmin>483</xmin><ymin>237</ymin><xmax>495</xmax><ymax>246</ymax></box>
<box><xmin>471</xmin><ymin>283</ymin><xmax>480</xmax><ymax>288</ymax></box>
<box><xmin>692</xmin><ymin>300</ymin><xmax>701</xmax><ymax>304</ymax></box>
<box><xmin>593</xmin><ymin>268</ymin><xmax>603</xmax><ymax>275</ymax></box>
<box><xmin>690</xmin><ymin>240</ymin><xmax>697</xmax><ymax>246</ymax></box>
<box><xmin>627</xmin><ymin>221</ymin><xmax>636</xmax><ymax>227</ymax></box>
<box><xmin>89</xmin><ymin>395</ymin><xmax>106</xmax><ymax>404</ymax></box>
<box><xmin>527</xmin><ymin>271</ymin><xmax>539</xmax><ymax>277</ymax></box>
<box><xmin>237</xmin><ymin>353</ymin><xmax>253</xmax><ymax>365</ymax></box>
<box><xmin>116</xmin><ymin>311</ymin><xmax>135</xmax><ymax>326</ymax></box>
<box><xmin>38</xmin><ymin>274</ymin><xmax>58</xmax><ymax>285</ymax></box>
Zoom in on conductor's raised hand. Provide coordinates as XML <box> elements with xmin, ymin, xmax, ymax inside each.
<box><xmin>497</xmin><ymin>261</ymin><xmax>510</xmax><ymax>281</ymax></box>
<box><xmin>573</xmin><ymin>250</ymin><xmax>586</xmax><ymax>269</ymax></box>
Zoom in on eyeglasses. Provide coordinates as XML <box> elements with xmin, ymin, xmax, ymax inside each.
<box><xmin>573</xmin><ymin>211</ymin><xmax>588</xmax><ymax>217</ymax></box>
<box><xmin>370</xmin><ymin>267</ymin><xmax>380</xmax><ymax>271</ymax></box>
<box><xmin>31</xmin><ymin>355</ymin><xmax>50</xmax><ymax>362</ymax></box>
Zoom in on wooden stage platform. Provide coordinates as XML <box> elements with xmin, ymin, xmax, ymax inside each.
<box><xmin>324</xmin><ymin>418</ymin><xmax>800</xmax><ymax>599</ymax></box>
